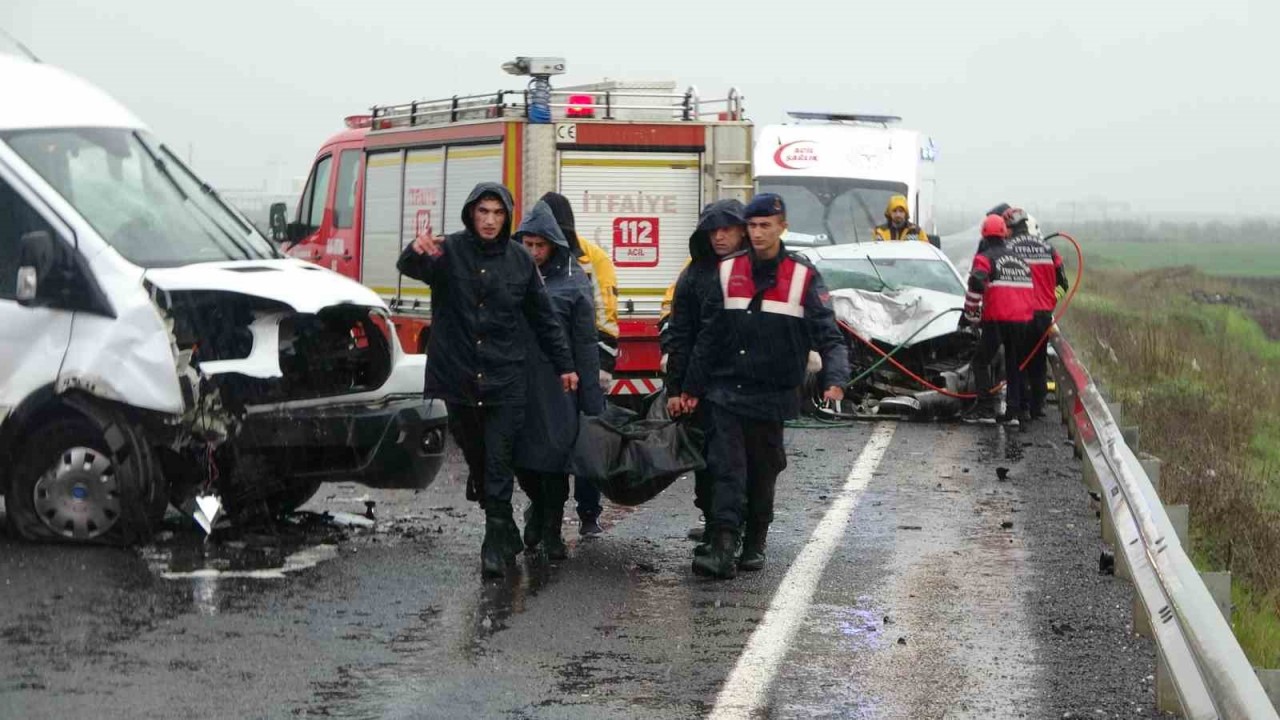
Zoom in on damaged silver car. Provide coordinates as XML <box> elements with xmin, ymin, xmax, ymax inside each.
<box><xmin>0</xmin><ymin>56</ymin><xmax>446</xmax><ymax>544</ymax></box>
<box><xmin>798</xmin><ymin>241</ymin><xmax>977</xmax><ymax>419</ymax></box>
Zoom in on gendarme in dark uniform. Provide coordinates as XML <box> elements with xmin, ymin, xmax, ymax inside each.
<box><xmin>680</xmin><ymin>193</ymin><xmax>850</xmax><ymax>579</ymax></box>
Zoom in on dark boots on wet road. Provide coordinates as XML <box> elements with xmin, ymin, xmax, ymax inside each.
<box><xmin>738</xmin><ymin>522</ymin><xmax>769</xmax><ymax>572</ymax></box>
<box><xmin>692</xmin><ymin>526</ymin><xmax>740</xmax><ymax>579</ymax></box>
<box><xmin>481</xmin><ymin>502</ymin><xmax>523</xmax><ymax>578</ymax></box>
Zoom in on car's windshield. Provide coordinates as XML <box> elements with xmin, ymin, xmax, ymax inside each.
<box><xmin>758</xmin><ymin>176</ymin><xmax>908</xmax><ymax>246</ymax></box>
<box><xmin>815</xmin><ymin>256</ymin><xmax>964</xmax><ymax>296</ymax></box>
<box><xmin>0</xmin><ymin>127</ymin><xmax>279</xmax><ymax>267</ymax></box>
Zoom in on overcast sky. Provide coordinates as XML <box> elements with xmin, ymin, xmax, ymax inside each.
<box><xmin>5</xmin><ymin>0</ymin><xmax>1278</xmax><ymax>219</ymax></box>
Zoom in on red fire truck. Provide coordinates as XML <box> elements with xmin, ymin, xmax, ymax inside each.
<box><xmin>276</xmin><ymin>77</ymin><xmax>752</xmax><ymax>397</ymax></box>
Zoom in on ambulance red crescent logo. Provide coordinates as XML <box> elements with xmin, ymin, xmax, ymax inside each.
<box><xmin>773</xmin><ymin>140</ymin><xmax>819</xmax><ymax>170</ymax></box>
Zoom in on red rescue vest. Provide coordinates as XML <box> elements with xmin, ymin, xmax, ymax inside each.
<box><xmin>719</xmin><ymin>253</ymin><xmax>812</xmax><ymax>318</ymax></box>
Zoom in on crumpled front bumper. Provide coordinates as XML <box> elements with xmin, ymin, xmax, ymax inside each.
<box><xmin>237</xmin><ymin>396</ymin><xmax>448</xmax><ymax>490</ymax></box>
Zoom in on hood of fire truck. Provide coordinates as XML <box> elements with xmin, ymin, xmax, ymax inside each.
<box><xmin>831</xmin><ymin>285</ymin><xmax>965</xmax><ymax>347</ymax></box>
<box><xmin>143</xmin><ymin>259</ymin><xmax>385</xmax><ymax>313</ymax></box>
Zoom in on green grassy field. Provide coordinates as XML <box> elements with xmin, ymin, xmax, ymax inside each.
<box><xmin>1082</xmin><ymin>241</ymin><xmax>1280</xmax><ymax>277</ymax></box>
<box><xmin>1062</xmin><ymin>267</ymin><xmax>1280</xmax><ymax>667</ymax></box>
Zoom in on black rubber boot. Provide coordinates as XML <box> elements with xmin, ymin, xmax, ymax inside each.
<box><xmin>693</xmin><ymin>526</ymin><xmax>711</xmax><ymax>557</ymax></box>
<box><xmin>538</xmin><ymin>475</ymin><xmax>570</xmax><ymax>561</ymax></box>
<box><xmin>542</xmin><ymin>505</ymin><xmax>568</xmax><ymax>561</ymax></box>
<box><xmin>480</xmin><ymin>515</ymin><xmax>508</xmax><ymax>578</ymax></box>
<box><xmin>578</xmin><ymin>512</ymin><xmax>603</xmax><ymax>537</ymax></box>
<box><xmin>692</xmin><ymin>527</ymin><xmax>739</xmax><ymax>580</ymax></box>
<box><xmin>487</xmin><ymin>501</ymin><xmax>523</xmax><ymax>563</ymax></box>
<box><xmin>738</xmin><ymin>523</ymin><xmax>769</xmax><ymax>572</ymax></box>
<box><xmin>518</xmin><ymin>474</ymin><xmax>542</xmax><ymax>552</ymax></box>
<box><xmin>522</xmin><ymin>503</ymin><xmax>542</xmax><ymax>552</ymax></box>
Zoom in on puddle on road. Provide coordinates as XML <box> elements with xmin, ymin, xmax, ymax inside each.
<box><xmin>139</xmin><ymin>511</ymin><xmax>370</xmax><ymax>615</ymax></box>
<box><xmin>977</xmin><ymin>425</ymin><xmax>1026</xmax><ymax>462</ymax></box>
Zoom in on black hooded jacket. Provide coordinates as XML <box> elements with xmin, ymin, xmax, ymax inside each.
<box><xmin>537</xmin><ymin>191</ymin><xmax>584</xmax><ymax>258</ymax></box>
<box><xmin>661</xmin><ymin>199</ymin><xmax>746</xmax><ymax>396</ymax></box>
<box><xmin>511</xmin><ymin>201</ymin><xmax>603</xmax><ymax>472</ymax></box>
<box><xmin>682</xmin><ymin>241</ymin><xmax>851</xmax><ymax>422</ymax></box>
<box><xmin>396</xmin><ymin>182</ymin><xmax>573</xmax><ymax>406</ymax></box>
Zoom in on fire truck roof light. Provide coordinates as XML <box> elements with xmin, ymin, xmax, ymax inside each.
<box><xmin>344</xmin><ymin>115</ymin><xmax>373</xmax><ymax>129</ymax></box>
<box><xmin>566</xmin><ymin>94</ymin><xmax>595</xmax><ymax>118</ymax></box>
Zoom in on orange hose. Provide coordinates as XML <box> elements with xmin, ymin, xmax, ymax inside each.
<box><xmin>840</xmin><ymin>232</ymin><xmax>1084</xmax><ymax>400</ymax></box>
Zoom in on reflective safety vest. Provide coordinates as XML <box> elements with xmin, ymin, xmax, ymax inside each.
<box><xmin>719</xmin><ymin>253</ymin><xmax>812</xmax><ymax>318</ymax></box>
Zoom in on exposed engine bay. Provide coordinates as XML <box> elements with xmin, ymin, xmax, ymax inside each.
<box><xmin>148</xmin><ymin>285</ymin><xmax>405</xmax><ymax>527</ymax></box>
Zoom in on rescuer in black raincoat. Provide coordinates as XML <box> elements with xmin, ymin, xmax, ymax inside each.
<box><xmin>397</xmin><ymin>182</ymin><xmax>577</xmax><ymax>578</ymax></box>
<box><xmin>680</xmin><ymin>194</ymin><xmax>851</xmax><ymax>579</ymax></box>
<box><xmin>660</xmin><ymin>199</ymin><xmax>748</xmax><ymax>553</ymax></box>
<box><xmin>511</xmin><ymin>200</ymin><xmax>604</xmax><ymax>561</ymax></box>
<box><xmin>539</xmin><ymin>191</ymin><xmax>616</xmax><ymax>536</ymax></box>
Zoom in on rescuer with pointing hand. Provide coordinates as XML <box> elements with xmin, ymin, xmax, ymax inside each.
<box><xmin>397</xmin><ymin>182</ymin><xmax>577</xmax><ymax>579</ymax></box>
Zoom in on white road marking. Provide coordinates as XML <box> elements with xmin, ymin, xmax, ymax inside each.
<box><xmin>709</xmin><ymin>422</ymin><xmax>898</xmax><ymax>719</ymax></box>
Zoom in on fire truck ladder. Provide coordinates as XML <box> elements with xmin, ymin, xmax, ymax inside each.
<box><xmin>368</xmin><ymin>85</ymin><xmax>745</xmax><ymax>128</ymax></box>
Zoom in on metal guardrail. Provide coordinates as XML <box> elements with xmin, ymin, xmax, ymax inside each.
<box><xmin>1049</xmin><ymin>331</ymin><xmax>1280</xmax><ymax>719</ymax></box>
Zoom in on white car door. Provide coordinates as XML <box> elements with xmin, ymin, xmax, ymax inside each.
<box><xmin>0</xmin><ymin>168</ymin><xmax>75</xmax><ymax>421</ymax></box>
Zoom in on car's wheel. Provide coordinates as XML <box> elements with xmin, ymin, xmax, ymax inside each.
<box><xmin>7</xmin><ymin>413</ymin><xmax>162</xmax><ymax>545</ymax></box>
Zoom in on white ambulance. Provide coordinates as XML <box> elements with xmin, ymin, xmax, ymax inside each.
<box><xmin>753</xmin><ymin>111</ymin><xmax>938</xmax><ymax>247</ymax></box>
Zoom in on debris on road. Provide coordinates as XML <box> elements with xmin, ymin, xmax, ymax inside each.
<box><xmin>996</xmin><ymin>467</ymin><xmax>1011</xmax><ymax>481</ymax></box>
<box><xmin>1098</xmin><ymin>550</ymin><xmax>1116</xmax><ymax>576</ymax></box>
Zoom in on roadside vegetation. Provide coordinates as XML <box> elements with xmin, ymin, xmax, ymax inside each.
<box><xmin>1060</xmin><ymin>255</ymin><xmax>1280</xmax><ymax>667</ymax></box>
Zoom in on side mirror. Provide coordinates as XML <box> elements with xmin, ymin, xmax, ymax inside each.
<box><xmin>927</xmin><ymin>234</ymin><xmax>942</xmax><ymax>249</ymax></box>
<box><xmin>285</xmin><ymin>220</ymin><xmax>312</xmax><ymax>245</ymax></box>
<box><xmin>16</xmin><ymin>230</ymin><xmax>67</xmax><ymax>307</ymax></box>
<box><xmin>268</xmin><ymin>202</ymin><xmax>289</xmax><ymax>243</ymax></box>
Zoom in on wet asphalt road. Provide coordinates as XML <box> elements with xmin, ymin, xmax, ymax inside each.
<box><xmin>0</xmin><ymin>410</ymin><xmax>1170</xmax><ymax>719</ymax></box>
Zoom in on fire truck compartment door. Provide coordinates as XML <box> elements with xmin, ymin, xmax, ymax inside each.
<box><xmin>558</xmin><ymin>151</ymin><xmax>701</xmax><ymax>305</ymax></box>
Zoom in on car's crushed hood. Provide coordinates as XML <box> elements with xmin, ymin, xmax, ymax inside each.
<box><xmin>831</xmin><ymin>286</ymin><xmax>965</xmax><ymax>346</ymax></box>
<box><xmin>143</xmin><ymin>259</ymin><xmax>384</xmax><ymax>313</ymax></box>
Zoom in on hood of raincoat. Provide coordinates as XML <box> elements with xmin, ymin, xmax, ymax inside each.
<box><xmin>460</xmin><ymin>181</ymin><xmax>514</xmax><ymax>241</ymax></box>
<box><xmin>688</xmin><ymin>198</ymin><xmax>747</xmax><ymax>262</ymax></box>
<box><xmin>514</xmin><ymin>200</ymin><xmax>574</xmax><ymax>278</ymax></box>
<box><xmin>884</xmin><ymin>194</ymin><xmax>910</xmax><ymax>224</ymax></box>
<box><xmin>538</xmin><ymin>191</ymin><xmax>584</xmax><ymax>257</ymax></box>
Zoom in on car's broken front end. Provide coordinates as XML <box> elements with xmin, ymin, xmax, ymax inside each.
<box><xmin>144</xmin><ymin>261</ymin><xmax>447</xmax><ymax>528</ymax></box>
<box><xmin>808</xmin><ymin>286</ymin><xmax>977</xmax><ymax>420</ymax></box>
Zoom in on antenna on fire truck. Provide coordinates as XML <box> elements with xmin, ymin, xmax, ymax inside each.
<box><xmin>501</xmin><ymin>56</ymin><xmax>567</xmax><ymax>124</ymax></box>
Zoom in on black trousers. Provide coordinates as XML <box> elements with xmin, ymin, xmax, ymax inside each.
<box><xmin>689</xmin><ymin>405</ymin><xmax>713</xmax><ymax>516</ymax></box>
<box><xmin>706</xmin><ymin>402</ymin><xmax>787</xmax><ymax>531</ymax></box>
<box><xmin>446</xmin><ymin>402</ymin><xmax>525</xmax><ymax>507</ymax></box>
<box><xmin>516</xmin><ymin>470</ymin><xmax>570</xmax><ymax>513</ymax></box>
<box><xmin>973</xmin><ymin>322</ymin><xmax>1028</xmax><ymax>414</ymax></box>
<box><xmin>1024</xmin><ymin>311</ymin><xmax>1053</xmax><ymax>413</ymax></box>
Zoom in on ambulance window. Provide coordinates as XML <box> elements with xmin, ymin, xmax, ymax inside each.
<box><xmin>0</xmin><ymin>177</ymin><xmax>57</xmax><ymax>300</ymax></box>
<box><xmin>333</xmin><ymin>150</ymin><xmax>360</xmax><ymax>229</ymax></box>
<box><xmin>302</xmin><ymin>155</ymin><xmax>333</xmax><ymax>230</ymax></box>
